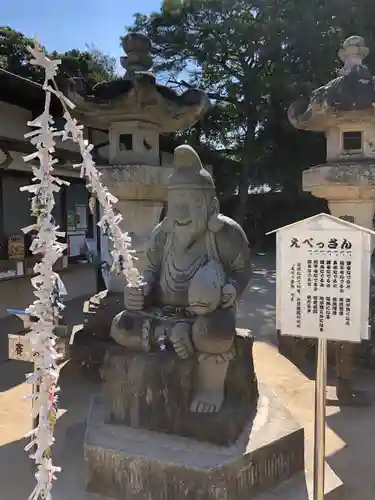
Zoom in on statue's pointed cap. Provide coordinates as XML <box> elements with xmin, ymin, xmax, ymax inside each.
<box><xmin>167</xmin><ymin>145</ymin><xmax>215</xmax><ymax>191</ymax></box>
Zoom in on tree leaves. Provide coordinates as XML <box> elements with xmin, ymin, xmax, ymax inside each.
<box><xmin>0</xmin><ymin>26</ymin><xmax>116</xmax><ymax>86</ymax></box>
<box><xmin>127</xmin><ymin>0</ymin><xmax>375</xmax><ymax>214</ymax></box>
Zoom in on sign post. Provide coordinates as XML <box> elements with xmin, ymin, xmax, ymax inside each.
<box><xmin>314</xmin><ymin>337</ymin><xmax>327</xmax><ymax>500</ymax></box>
<box><xmin>267</xmin><ymin>213</ymin><xmax>374</xmax><ymax>500</ymax></box>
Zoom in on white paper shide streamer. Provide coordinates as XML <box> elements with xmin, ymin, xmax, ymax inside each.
<box><xmin>21</xmin><ymin>42</ymin><xmax>139</xmax><ymax>500</ymax></box>
<box><xmin>61</xmin><ymin>114</ymin><xmax>140</xmax><ymax>285</ymax></box>
<box><xmin>21</xmin><ymin>42</ymin><xmax>66</xmax><ymax>500</ymax></box>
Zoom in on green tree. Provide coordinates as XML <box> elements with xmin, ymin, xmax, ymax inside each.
<box><xmin>50</xmin><ymin>47</ymin><xmax>116</xmax><ymax>86</ymax></box>
<box><xmin>0</xmin><ymin>26</ymin><xmax>116</xmax><ymax>86</ymax></box>
<box><xmin>0</xmin><ymin>26</ymin><xmax>44</xmax><ymax>81</ymax></box>
<box><xmin>127</xmin><ymin>0</ymin><xmax>375</xmax><ymax>221</ymax></box>
<box><xmin>126</xmin><ymin>0</ymin><xmax>319</xmax><ymax>220</ymax></box>
<box><xmin>126</xmin><ymin>2</ymin><xmax>268</xmax><ymax>220</ymax></box>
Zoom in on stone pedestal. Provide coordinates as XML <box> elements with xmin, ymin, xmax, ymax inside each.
<box><xmin>85</xmin><ymin>385</ymin><xmax>304</xmax><ymax>500</ymax></box>
<box><xmin>101</xmin><ymin>331</ymin><xmax>258</xmax><ymax>446</ymax></box>
<box><xmin>84</xmin><ymin>330</ymin><xmax>307</xmax><ymax>499</ymax></box>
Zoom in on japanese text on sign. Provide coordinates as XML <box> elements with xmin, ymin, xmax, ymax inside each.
<box><xmin>278</xmin><ymin>229</ymin><xmax>368</xmax><ymax>342</ymax></box>
<box><xmin>289</xmin><ymin>236</ymin><xmax>352</xmax><ymax>254</ymax></box>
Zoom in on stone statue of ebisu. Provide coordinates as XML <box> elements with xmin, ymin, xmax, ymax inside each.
<box><xmin>110</xmin><ymin>144</ymin><xmax>252</xmax><ymax>414</ymax></box>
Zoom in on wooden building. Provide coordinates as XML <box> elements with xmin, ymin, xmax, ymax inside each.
<box><xmin>0</xmin><ymin>68</ymin><xmax>104</xmax><ymax>321</ymax></box>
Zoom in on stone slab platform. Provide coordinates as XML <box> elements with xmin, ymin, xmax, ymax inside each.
<box><xmin>85</xmin><ymin>383</ymin><xmax>305</xmax><ymax>500</ymax></box>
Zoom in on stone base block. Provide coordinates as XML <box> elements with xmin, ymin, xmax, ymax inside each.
<box><xmin>101</xmin><ymin>330</ymin><xmax>258</xmax><ymax>446</ymax></box>
<box><xmin>85</xmin><ymin>384</ymin><xmax>305</xmax><ymax>500</ymax></box>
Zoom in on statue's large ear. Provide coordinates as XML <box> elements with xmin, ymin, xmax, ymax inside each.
<box><xmin>207</xmin><ymin>197</ymin><xmax>223</xmax><ymax>232</ymax></box>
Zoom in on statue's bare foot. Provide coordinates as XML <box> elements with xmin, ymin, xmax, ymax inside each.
<box><xmin>190</xmin><ymin>389</ymin><xmax>224</xmax><ymax>414</ymax></box>
<box><xmin>190</xmin><ymin>353</ymin><xmax>230</xmax><ymax>414</ymax></box>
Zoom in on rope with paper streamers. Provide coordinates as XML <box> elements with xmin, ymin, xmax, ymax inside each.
<box><xmin>60</xmin><ymin>109</ymin><xmax>140</xmax><ymax>285</ymax></box>
<box><xmin>21</xmin><ymin>41</ymin><xmax>139</xmax><ymax>499</ymax></box>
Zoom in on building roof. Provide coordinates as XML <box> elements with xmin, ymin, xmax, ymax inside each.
<box><xmin>0</xmin><ymin>135</ymin><xmax>82</xmax><ymax>165</ymax></box>
<box><xmin>0</xmin><ymin>67</ymin><xmax>63</xmax><ymax>114</ymax></box>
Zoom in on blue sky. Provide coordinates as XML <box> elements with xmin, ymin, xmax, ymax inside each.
<box><xmin>3</xmin><ymin>0</ymin><xmax>162</xmax><ymax>70</ymax></box>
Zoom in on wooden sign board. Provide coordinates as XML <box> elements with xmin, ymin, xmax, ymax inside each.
<box><xmin>268</xmin><ymin>213</ymin><xmax>374</xmax><ymax>343</ymax></box>
<box><xmin>8</xmin><ymin>234</ymin><xmax>25</xmax><ymax>260</ymax></box>
<box><xmin>8</xmin><ymin>333</ymin><xmax>70</xmax><ymax>362</ymax></box>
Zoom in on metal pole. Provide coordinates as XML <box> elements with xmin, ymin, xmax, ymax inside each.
<box><xmin>313</xmin><ymin>337</ymin><xmax>327</xmax><ymax>500</ymax></box>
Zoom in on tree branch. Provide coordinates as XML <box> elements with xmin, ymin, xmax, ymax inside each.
<box><xmin>176</xmin><ymin>78</ymin><xmax>238</xmax><ymax>104</ymax></box>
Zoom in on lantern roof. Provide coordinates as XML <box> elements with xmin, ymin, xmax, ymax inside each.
<box><xmin>64</xmin><ymin>32</ymin><xmax>209</xmax><ymax>133</ymax></box>
<box><xmin>288</xmin><ymin>36</ymin><xmax>375</xmax><ymax>132</ymax></box>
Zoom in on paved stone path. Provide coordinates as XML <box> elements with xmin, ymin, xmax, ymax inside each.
<box><xmin>0</xmin><ymin>255</ymin><xmax>374</xmax><ymax>499</ymax></box>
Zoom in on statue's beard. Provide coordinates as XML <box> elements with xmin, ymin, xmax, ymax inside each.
<box><xmin>172</xmin><ymin>221</ymin><xmax>206</xmax><ymax>250</ymax></box>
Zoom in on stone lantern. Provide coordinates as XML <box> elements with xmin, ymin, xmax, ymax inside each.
<box><xmin>288</xmin><ymin>35</ymin><xmax>375</xmax><ymax>405</ymax></box>
<box><xmin>65</xmin><ymin>32</ymin><xmax>209</xmax><ymax>289</ymax></box>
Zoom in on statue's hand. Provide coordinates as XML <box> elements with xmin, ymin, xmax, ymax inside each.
<box><xmin>124</xmin><ymin>282</ymin><xmax>150</xmax><ymax>311</ymax></box>
<box><xmin>171</xmin><ymin>322</ymin><xmax>193</xmax><ymax>360</ymax></box>
<box><xmin>221</xmin><ymin>283</ymin><xmax>237</xmax><ymax>308</ymax></box>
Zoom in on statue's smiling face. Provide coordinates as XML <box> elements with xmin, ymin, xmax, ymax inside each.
<box><xmin>168</xmin><ymin>189</ymin><xmax>209</xmax><ymax>247</ymax></box>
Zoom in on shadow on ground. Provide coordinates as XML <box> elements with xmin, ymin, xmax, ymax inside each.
<box><xmin>0</xmin><ymin>359</ymin><xmax>33</xmax><ymax>392</ymax></box>
<box><xmin>52</xmin><ymin>364</ymin><xmax>101</xmax><ymax>499</ymax></box>
<box><xmin>325</xmin><ymin>373</ymin><xmax>375</xmax><ymax>500</ymax></box>
<box><xmin>237</xmin><ymin>255</ymin><xmax>277</xmax><ymax>344</ymax></box>
<box><xmin>0</xmin><ymin>362</ymin><xmax>101</xmax><ymax>500</ymax></box>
